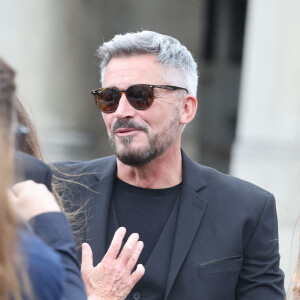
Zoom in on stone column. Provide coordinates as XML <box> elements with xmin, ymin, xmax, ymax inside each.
<box><xmin>230</xmin><ymin>0</ymin><xmax>300</xmax><ymax>286</ymax></box>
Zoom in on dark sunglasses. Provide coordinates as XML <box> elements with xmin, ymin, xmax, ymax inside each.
<box><xmin>91</xmin><ymin>84</ymin><xmax>188</xmax><ymax>113</ymax></box>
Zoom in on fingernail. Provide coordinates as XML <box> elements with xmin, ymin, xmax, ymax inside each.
<box><xmin>118</xmin><ymin>227</ymin><xmax>126</xmax><ymax>232</ymax></box>
<box><xmin>137</xmin><ymin>264</ymin><xmax>145</xmax><ymax>272</ymax></box>
<box><xmin>131</xmin><ymin>233</ymin><xmax>139</xmax><ymax>239</ymax></box>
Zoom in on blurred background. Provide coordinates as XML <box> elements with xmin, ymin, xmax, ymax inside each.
<box><xmin>1</xmin><ymin>0</ymin><xmax>299</xmax><ymax>289</ymax></box>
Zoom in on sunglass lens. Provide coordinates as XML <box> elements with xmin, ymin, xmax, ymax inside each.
<box><xmin>127</xmin><ymin>85</ymin><xmax>154</xmax><ymax>110</ymax></box>
<box><xmin>96</xmin><ymin>88</ymin><xmax>120</xmax><ymax>113</ymax></box>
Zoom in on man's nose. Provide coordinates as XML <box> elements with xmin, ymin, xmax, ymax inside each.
<box><xmin>114</xmin><ymin>92</ymin><xmax>135</xmax><ymax>119</ymax></box>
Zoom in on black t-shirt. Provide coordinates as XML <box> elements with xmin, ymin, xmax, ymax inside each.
<box><xmin>113</xmin><ymin>177</ymin><xmax>181</xmax><ymax>265</ymax></box>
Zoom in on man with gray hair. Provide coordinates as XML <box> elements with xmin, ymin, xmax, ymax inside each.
<box><xmin>55</xmin><ymin>30</ymin><xmax>285</xmax><ymax>299</ymax></box>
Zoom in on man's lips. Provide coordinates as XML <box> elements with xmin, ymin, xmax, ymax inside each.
<box><xmin>111</xmin><ymin>120</ymin><xmax>148</xmax><ymax>136</ymax></box>
<box><xmin>114</xmin><ymin>128</ymin><xmax>141</xmax><ymax>135</ymax></box>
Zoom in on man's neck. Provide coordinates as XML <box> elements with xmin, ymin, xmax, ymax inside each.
<box><xmin>116</xmin><ymin>148</ymin><xmax>182</xmax><ymax>189</ymax></box>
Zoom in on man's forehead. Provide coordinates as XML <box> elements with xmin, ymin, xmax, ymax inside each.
<box><xmin>106</xmin><ymin>54</ymin><xmax>158</xmax><ymax>70</ymax></box>
<box><xmin>103</xmin><ymin>54</ymin><xmax>166</xmax><ymax>87</ymax></box>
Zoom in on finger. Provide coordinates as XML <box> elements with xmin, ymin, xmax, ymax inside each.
<box><xmin>127</xmin><ymin>241</ymin><xmax>144</xmax><ymax>271</ymax></box>
<box><xmin>103</xmin><ymin>227</ymin><xmax>126</xmax><ymax>260</ymax></box>
<box><xmin>118</xmin><ymin>232</ymin><xmax>139</xmax><ymax>264</ymax></box>
<box><xmin>81</xmin><ymin>243</ymin><xmax>94</xmax><ymax>282</ymax></box>
<box><xmin>130</xmin><ymin>264</ymin><xmax>145</xmax><ymax>287</ymax></box>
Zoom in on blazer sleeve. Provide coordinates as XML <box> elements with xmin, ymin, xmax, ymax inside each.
<box><xmin>29</xmin><ymin>212</ymin><xmax>87</xmax><ymax>300</ymax></box>
<box><xmin>19</xmin><ymin>229</ymin><xmax>65</xmax><ymax>300</ymax></box>
<box><xmin>236</xmin><ymin>193</ymin><xmax>285</xmax><ymax>299</ymax></box>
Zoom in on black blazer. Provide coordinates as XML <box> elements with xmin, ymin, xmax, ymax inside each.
<box><xmin>13</xmin><ymin>151</ymin><xmax>86</xmax><ymax>300</ymax></box>
<box><xmin>54</xmin><ymin>151</ymin><xmax>285</xmax><ymax>300</ymax></box>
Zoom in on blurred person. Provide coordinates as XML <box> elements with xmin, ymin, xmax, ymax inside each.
<box><xmin>0</xmin><ymin>56</ymin><xmax>65</xmax><ymax>300</ymax></box>
<box><xmin>0</xmin><ymin>57</ymin><xmax>144</xmax><ymax>300</ymax></box>
<box><xmin>53</xmin><ymin>31</ymin><xmax>285</xmax><ymax>299</ymax></box>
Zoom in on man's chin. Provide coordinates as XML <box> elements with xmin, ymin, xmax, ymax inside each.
<box><xmin>117</xmin><ymin>154</ymin><xmax>148</xmax><ymax>166</ymax></box>
<box><xmin>115</xmin><ymin>148</ymin><xmax>158</xmax><ymax>167</ymax></box>
<box><xmin>114</xmin><ymin>140</ymin><xmax>144</xmax><ymax>155</ymax></box>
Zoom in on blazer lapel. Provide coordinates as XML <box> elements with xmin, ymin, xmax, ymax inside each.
<box><xmin>164</xmin><ymin>151</ymin><xmax>208</xmax><ymax>299</ymax></box>
<box><xmin>85</xmin><ymin>156</ymin><xmax>117</xmax><ymax>265</ymax></box>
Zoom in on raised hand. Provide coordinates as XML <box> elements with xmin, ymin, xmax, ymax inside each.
<box><xmin>81</xmin><ymin>227</ymin><xmax>145</xmax><ymax>300</ymax></box>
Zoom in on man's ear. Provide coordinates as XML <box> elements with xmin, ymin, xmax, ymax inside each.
<box><xmin>180</xmin><ymin>94</ymin><xmax>198</xmax><ymax>125</ymax></box>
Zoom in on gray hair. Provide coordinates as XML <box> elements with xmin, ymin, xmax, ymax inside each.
<box><xmin>97</xmin><ymin>31</ymin><xmax>198</xmax><ymax>96</ymax></box>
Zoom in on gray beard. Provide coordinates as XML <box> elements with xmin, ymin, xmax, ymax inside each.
<box><xmin>109</xmin><ymin>134</ymin><xmax>159</xmax><ymax>166</ymax></box>
<box><xmin>108</xmin><ymin>106</ymin><xmax>180</xmax><ymax>166</ymax></box>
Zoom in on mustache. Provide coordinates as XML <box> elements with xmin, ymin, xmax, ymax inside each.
<box><xmin>111</xmin><ymin>119</ymin><xmax>148</xmax><ymax>135</ymax></box>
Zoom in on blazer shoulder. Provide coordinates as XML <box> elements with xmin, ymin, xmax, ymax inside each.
<box><xmin>201</xmin><ymin>163</ymin><xmax>271</xmax><ymax>196</ymax></box>
<box><xmin>189</xmin><ymin>160</ymin><xmax>274</xmax><ymax>212</ymax></box>
<box><xmin>190</xmin><ymin>162</ymin><xmax>278</xmax><ymax>236</ymax></box>
<box><xmin>182</xmin><ymin>151</ymin><xmax>271</xmax><ymax>201</ymax></box>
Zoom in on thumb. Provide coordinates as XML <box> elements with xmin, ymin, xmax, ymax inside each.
<box><xmin>81</xmin><ymin>243</ymin><xmax>94</xmax><ymax>282</ymax></box>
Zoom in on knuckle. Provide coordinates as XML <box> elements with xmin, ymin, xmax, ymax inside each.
<box><xmin>101</xmin><ymin>258</ymin><xmax>111</xmax><ymax>269</ymax></box>
<box><xmin>128</xmin><ymin>256</ymin><xmax>137</xmax><ymax>267</ymax></box>
<box><xmin>123</xmin><ymin>244</ymin><xmax>134</xmax><ymax>254</ymax></box>
<box><xmin>113</xmin><ymin>261</ymin><xmax>123</xmax><ymax>273</ymax></box>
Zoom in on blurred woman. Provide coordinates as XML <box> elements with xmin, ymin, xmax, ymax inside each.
<box><xmin>0</xmin><ymin>57</ymin><xmax>144</xmax><ymax>300</ymax></box>
<box><xmin>0</xmin><ymin>58</ymin><xmax>66</xmax><ymax>300</ymax></box>
<box><xmin>0</xmin><ymin>57</ymin><xmax>26</xmax><ymax>300</ymax></box>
